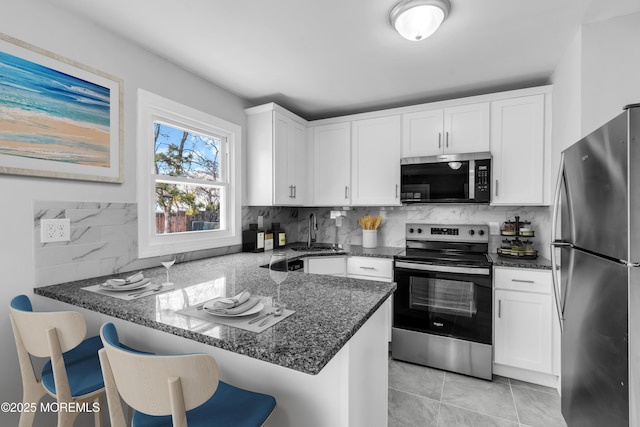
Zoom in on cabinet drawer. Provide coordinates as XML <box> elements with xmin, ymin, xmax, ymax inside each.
<box><xmin>494</xmin><ymin>267</ymin><xmax>551</xmax><ymax>294</ymax></box>
<box><xmin>347</xmin><ymin>257</ymin><xmax>393</xmax><ymax>280</ymax></box>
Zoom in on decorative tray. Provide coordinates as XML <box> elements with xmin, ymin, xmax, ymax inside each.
<box><xmin>497</xmin><ymin>248</ymin><xmax>538</xmax><ymax>260</ymax></box>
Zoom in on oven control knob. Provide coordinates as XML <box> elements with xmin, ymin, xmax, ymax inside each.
<box><xmin>469</xmin><ymin>230</ymin><xmax>475</xmax><ymax>236</ymax></box>
<box><xmin>417</xmin><ymin>228</ymin><xmax>423</xmax><ymax>234</ymax></box>
<box><xmin>409</xmin><ymin>228</ymin><xmax>414</xmax><ymax>234</ymax></box>
<box><xmin>478</xmin><ymin>230</ymin><xmax>485</xmax><ymax>236</ymax></box>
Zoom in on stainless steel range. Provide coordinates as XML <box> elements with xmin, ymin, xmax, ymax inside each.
<box><xmin>392</xmin><ymin>223</ymin><xmax>493</xmax><ymax>380</ymax></box>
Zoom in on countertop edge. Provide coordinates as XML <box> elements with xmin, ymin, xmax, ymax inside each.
<box><xmin>488</xmin><ymin>253</ymin><xmax>552</xmax><ymax>270</ymax></box>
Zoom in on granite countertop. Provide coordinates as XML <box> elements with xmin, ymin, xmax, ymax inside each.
<box><xmin>34</xmin><ymin>245</ymin><xmax>397</xmax><ymax>376</ymax></box>
<box><xmin>489</xmin><ymin>253</ymin><xmax>552</xmax><ymax>270</ymax></box>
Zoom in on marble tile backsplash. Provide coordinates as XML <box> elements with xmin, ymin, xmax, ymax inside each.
<box><xmin>34</xmin><ymin>201</ymin><xmax>551</xmax><ymax>286</ymax></box>
<box><xmin>33</xmin><ymin>201</ymin><xmax>241</xmax><ymax>286</ymax></box>
<box><xmin>244</xmin><ymin>205</ymin><xmax>552</xmax><ymax>258</ymax></box>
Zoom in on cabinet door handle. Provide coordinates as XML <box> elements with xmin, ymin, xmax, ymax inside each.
<box><xmin>446</xmin><ymin>131</ymin><xmax>449</xmax><ymax>148</ymax></box>
<box><xmin>289</xmin><ymin>185</ymin><xmax>293</xmax><ymax>198</ymax></box>
<box><xmin>345</xmin><ymin>186</ymin><xmax>349</xmax><ymax>199</ymax></box>
<box><xmin>438</xmin><ymin>132</ymin><xmax>442</xmax><ymax>149</ymax></box>
<box><xmin>495</xmin><ymin>180</ymin><xmax>499</xmax><ymax>197</ymax></box>
<box><xmin>395</xmin><ymin>184</ymin><xmax>399</xmax><ymax>199</ymax></box>
<box><xmin>360</xmin><ymin>266</ymin><xmax>376</xmax><ymax>270</ymax></box>
<box><xmin>498</xmin><ymin>300</ymin><xmax>501</xmax><ymax>318</ymax></box>
<box><xmin>511</xmin><ymin>279</ymin><xmax>535</xmax><ymax>284</ymax></box>
<box><xmin>293</xmin><ymin>185</ymin><xmax>297</xmax><ymax>199</ymax></box>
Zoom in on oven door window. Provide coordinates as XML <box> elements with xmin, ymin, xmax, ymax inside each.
<box><xmin>410</xmin><ymin>277</ymin><xmax>477</xmax><ymax>317</ymax></box>
<box><xmin>393</xmin><ymin>268</ymin><xmax>492</xmax><ymax>345</ymax></box>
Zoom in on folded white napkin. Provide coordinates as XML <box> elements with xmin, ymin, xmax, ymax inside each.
<box><xmin>100</xmin><ymin>272</ymin><xmax>146</xmax><ymax>289</ymax></box>
<box><xmin>212</xmin><ymin>290</ymin><xmax>250</xmax><ymax>309</ymax></box>
<box><xmin>205</xmin><ymin>296</ymin><xmax>260</xmax><ymax>315</ymax></box>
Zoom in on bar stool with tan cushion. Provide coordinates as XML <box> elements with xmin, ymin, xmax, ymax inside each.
<box><xmin>9</xmin><ymin>295</ymin><xmax>105</xmax><ymax>427</ymax></box>
<box><xmin>98</xmin><ymin>322</ymin><xmax>277</xmax><ymax>427</ymax></box>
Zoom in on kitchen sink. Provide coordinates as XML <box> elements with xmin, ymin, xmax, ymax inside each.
<box><xmin>290</xmin><ymin>244</ymin><xmax>343</xmax><ymax>252</ymax></box>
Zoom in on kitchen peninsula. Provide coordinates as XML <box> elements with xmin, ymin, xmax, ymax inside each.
<box><xmin>33</xmin><ymin>247</ymin><xmax>396</xmax><ymax>427</ymax></box>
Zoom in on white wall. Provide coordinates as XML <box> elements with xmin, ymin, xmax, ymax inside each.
<box><xmin>0</xmin><ymin>2</ymin><xmax>246</xmax><ymax>424</ymax></box>
<box><xmin>581</xmin><ymin>12</ymin><xmax>640</xmax><ymax>135</ymax></box>
<box><xmin>551</xmin><ymin>11</ymin><xmax>640</xmax><ymax>184</ymax></box>
<box><xmin>550</xmin><ymin>29</ymin><xmax>582</xmax><ymax>180</ymax></box>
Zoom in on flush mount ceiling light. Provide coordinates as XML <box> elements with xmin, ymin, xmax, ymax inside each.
<box><xmin>390</xmin><ymin>0</ymin><xmax>451</xmax><ymax>41</ymax></box>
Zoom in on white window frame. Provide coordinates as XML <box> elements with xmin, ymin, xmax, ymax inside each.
<box><xmin>137</xmin><ymin>89</ymin><xmax>242</xmax><ymax>258</ymax></box>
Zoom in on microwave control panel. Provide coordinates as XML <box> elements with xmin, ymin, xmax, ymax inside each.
<box><xmin>474</xmin><ymin>159</ymin><xmax>491</xmax><ymax>202</ymax></box>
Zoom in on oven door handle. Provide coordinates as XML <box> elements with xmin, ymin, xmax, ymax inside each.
<box><xmin>395</xmin><ymin>261</ymin><xmax>491</xmax><ymax>276</ymax></box>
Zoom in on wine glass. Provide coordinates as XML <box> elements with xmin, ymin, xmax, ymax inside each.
<box><xmin>268</xmin><ymin>252</ymin><xmax>288</xmax><ymax>314</ymax></box>
<box><xmin>161</xmin><ymin>258</ymin><xmax>176</xmax><ymax>286</ymax></box>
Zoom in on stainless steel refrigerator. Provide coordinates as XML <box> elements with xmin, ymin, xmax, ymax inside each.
<box><xmin>551</xmin><ymin>104</ymin><xmax>640</xmax><ymax>426</ymax></box>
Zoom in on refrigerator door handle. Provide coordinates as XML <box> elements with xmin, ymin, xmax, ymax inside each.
<box><xmin>550</xmin><ymin>153</ymin><xmax>567</xmax><ymax>333</ymax></box>
<box><xmin>550</xmin><ymin>243</ymin><xmax>566</xmax><ymax>333</ymax></box>
<box><xmin>551</xmin><ymin>153</ymin><xmax>565</xmax><ymax>244</ymax></box>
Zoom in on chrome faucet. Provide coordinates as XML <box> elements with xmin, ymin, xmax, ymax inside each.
<box><xmin>308</xmin><ymin>213</ymin><xmax>317</xmax><ymax>247</ymax></box>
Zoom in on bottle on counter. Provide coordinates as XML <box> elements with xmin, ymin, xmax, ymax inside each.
<box><xmin>270</xmin><ymin>222</ymin><xmax>286</xmax><ymax>249</ymax></box>
<box><xmin>264</xmin><ymin>231</ymin><xmax>274</xmax><ymax>251</ymax></box>
<box><xmin>242</xmin><ymin>223</ymin><xmax>265</xmax><ymax>252</ymax></box>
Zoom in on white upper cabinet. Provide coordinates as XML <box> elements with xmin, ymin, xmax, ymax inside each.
<box><xmin>273</xmin><ymin>113</ymin><xmax>307</xmax><ymax>205</ymax></box>
<box><xmin>246</xmin><ymin>86</ymin><xmax>551</xmax><ymax>208</ymax></box>
<box><xmin>312</xmin><ymin>122</ymin><xmax>352</xmax><ymax>206</ymax></box>
<box><xmin>245</xmin><ymin>104</ymin><xmax>308</xmax><ymax>206</ymax></box>
<box><xmin>445</xmin><ymin>103</ymin><xmax>491</xmax><ymax>155</ymax></box>
<box><xmin>402</xmin><ymin>103</ymin><xmax>490</xmax><ymax>157</ymax></box>
<box><xmin>351</xmin><ymin>115</ymin><xmax>401</xmax><ymax>206</ymax></box>
<box><xmin>402</xmin><ymin>109</ymin><xmax>443</xmax><ymax>157</ymax></box>
<box><xmin>491</xmin><ymin>94</ymin><xmax>548</xmax><ymax>205</ymax></box>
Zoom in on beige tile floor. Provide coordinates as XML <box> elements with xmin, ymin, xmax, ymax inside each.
<box><xmin>388</xmin><ymin>359</ymin><xmax>568</xmax><ymax>427</ymax></box>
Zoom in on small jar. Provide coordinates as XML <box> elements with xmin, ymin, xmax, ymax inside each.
<box><xmin>523</xmin><ymin>240</ymin><xmax>536</xmax><ymax>256</ymax></box>
<box><xmin>502</xmin><ymin>221</ymin><xmax>516</xmax><ymax>235</ymax></box>
<box><xmin>511</xmin><ymin>240</ymin><xmax>524</xmax><ymax>256</ymax></box>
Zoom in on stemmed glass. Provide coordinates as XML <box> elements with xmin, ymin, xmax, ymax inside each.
<box><xmin>268</xmin><ymin>252</ymin><xmax>288</xmax><ymax>314</ymax></box>
<box><xmin>161</xmin><ymin>258</ymin><xmax>176</xmax><ymax>286</ymax></box>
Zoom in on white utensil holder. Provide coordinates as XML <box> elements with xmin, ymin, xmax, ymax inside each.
<box><xmin>362</xmin><ymin>230</ymin><xmax>378</xmax><ymax>248</ymax></box>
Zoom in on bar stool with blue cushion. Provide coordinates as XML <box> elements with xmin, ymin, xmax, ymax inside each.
<box><xmin>9</xmin><ymin>295</ymin><xmax>105</xmax><ymax>427</ymax></box>
<box><xmin>98</xmin><ymin>322</ymin><xmax>277</xmax><ymax>427</ymax></box>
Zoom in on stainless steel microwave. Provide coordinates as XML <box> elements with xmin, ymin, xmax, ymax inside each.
<box><xmin>400</xmin><ymin>152</ymin><xmax>491</xmax><ymax>203</ymax></box>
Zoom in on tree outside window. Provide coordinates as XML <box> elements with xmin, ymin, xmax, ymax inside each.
<box><xmin>153</xmin><ymin>121</ymin><xmax>226</xmax><ymax>234</ymax></box>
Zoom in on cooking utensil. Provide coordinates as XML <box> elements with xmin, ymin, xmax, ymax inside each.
<box><xmin>359</xmin><ymin>215</ymin><xmax>383</xmax><ymax>230</ymax></box>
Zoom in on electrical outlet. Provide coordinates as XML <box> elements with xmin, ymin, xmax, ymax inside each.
<box><xmin>41</xmin><ymin>218</ymin><xmax>71</xmax><ymax>243</ymax></box>
<box><xmin>488</xmin><ymin>221</ymin><xmax>500</xmax><ymax>235</ymax></box>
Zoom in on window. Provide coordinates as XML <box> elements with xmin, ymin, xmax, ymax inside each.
<box><xmin>137</xmin><ymin>90</ymin><xmax>241</xmax><ymax>258</ymax></box>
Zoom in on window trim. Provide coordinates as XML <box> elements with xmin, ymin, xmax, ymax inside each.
<box><xmin>137</xmin><ymin>89</ymin><xmax>242</xmax><ymax>258</ymax></box>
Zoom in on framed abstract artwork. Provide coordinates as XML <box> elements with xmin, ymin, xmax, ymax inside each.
<box><xmin>0</xmin><ymin>33</ymin><xmax>123</xmax><ymax>183</ymax></box>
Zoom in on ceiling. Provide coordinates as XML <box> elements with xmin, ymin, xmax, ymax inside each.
<box><xmin>48</xmin><ymin>0</ymin><xmax>639</xmax><ymax>120</ymax></box>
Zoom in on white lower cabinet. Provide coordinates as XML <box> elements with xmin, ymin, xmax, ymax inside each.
<box><xmin>346</xmin><ymin>257</ymin><xmax>394</xmax><ymax>343</ymax></box>
<box><xmin>306</xmin><ymin>256</ymin><xmax>394</xmax><ymax>342</ymax></box>
<box><xmin>346</xmin><ymin>256</ymin><xmax>393</xmax><ymax>282</ymax></box>
<box><xmin>493</xmin><ymin>267</ymin><xmax>560</xmax><ymax>388</ymax></box>
<box><xmin>304</xmin><ymin>256</ymin><xmax>346</xmax><ymax>277</ymax></box>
